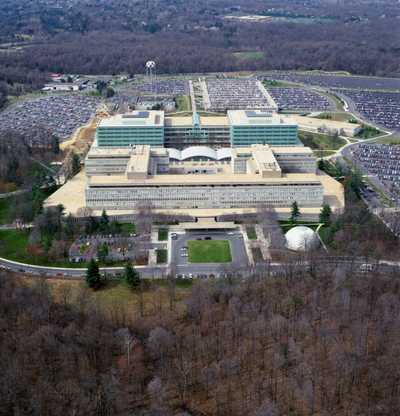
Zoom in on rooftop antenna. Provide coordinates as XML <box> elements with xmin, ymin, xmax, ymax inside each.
<box><xmin>145</xmin><ymin>60</ymin><xmax>157</xmax><ymax>96</ymax></box>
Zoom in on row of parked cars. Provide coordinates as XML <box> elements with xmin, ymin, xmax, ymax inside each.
<box><xmin>175</xmin><ymin>273</ymin><xmax>228</xmax><ymax>280</ymax></box>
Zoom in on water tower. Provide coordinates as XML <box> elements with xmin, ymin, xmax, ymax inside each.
<box><xmin>145</xmin><ymin>60</ymin><xmax>157</xmax><ymax>94</ymax></box>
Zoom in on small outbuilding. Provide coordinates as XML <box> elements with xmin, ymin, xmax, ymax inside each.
<box><xmin>285</xmin><ymin>226</ymin><xmax>320</xmax><ymax>252</ymax></box>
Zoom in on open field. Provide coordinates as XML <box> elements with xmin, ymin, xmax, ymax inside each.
<box><xmin>22</xmin><ymin>277</ymin><xmax>192</xmax><ymax>320</ymax></box>
<box><xmin>188</xmin><ymin>240</ymin><xmax>232</xmax><ymax>263</ymax></box>
<box><xmin>233</xmin><ymin>51</ymin><xmax>264</xmax><ymax>61</ymax></box>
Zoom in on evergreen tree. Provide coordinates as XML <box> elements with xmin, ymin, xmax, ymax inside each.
<box><xmin>105</xmin><ymin>87</ymin><xmax>115</xmax><ymax>98</ymax></box>
<box><xmin>99</xmin><ymin>209</ymin><xmax>109</xmax><ymax>232</ymax></box>
<box><xmin>320</xmin><ymin>204</ymin><xmax>332</xmax><ymax>225</ymax></box>
<box><xmin>51</xmin><ymin>135</ymin><xmax>60</xmax><ymax>154</ymax></box>
<box><xmin>71</xmin><ymin>152</ymin><xmax>81</xmax><ymax>175</ymax></box>
<box><xmin>290</xmin><ymin>201</ymin><xmax>300</xmax><ymax>223</ymax></box>
<box><xmin>124</xmin><ymin>263</ymin><xmax>140</xmax><ymax>289</ymax></box>
<box><xmin>64</xmin><ymin>213</ymin><xmax>76</xmax><ymax>238</ymax></box>
<box><xmin>97</xmin><ymin>243</ymin><xmax>109</xmax><ymax>263</ymax></box>
<box><xmin>86</xmin><ymin>215</ymin><xmax>99</xmax><ymax>234</ymax></box>
<box><xmin>86</xmin><ymin>259</ymin><xmax>101</xmax><ymax>289</ymax></box>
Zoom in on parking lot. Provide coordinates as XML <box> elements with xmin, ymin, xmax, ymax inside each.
<box><xmin>170</xmin><ymin>230</ymin><xmax>249</xmax><ymax>277</ymax></box>
<box><xmin>267</xmin><ymin>87</ymin><xmax>334</xmax><ymax>112</ymax></box>
<box><xmin>203</xmin><ymin>79</ymin><xmax>273</xmax><ymax>111</ymax></box>
<box><xmin>0</xmin><ymin>94</ymin><xmax>99</xmax><ymax>141</ymax></box>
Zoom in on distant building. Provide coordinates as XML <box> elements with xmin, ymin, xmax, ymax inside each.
<box><xmin>282</xmin><ymin>115</ymin><xmax>362</xmax><ymax>137</ymax></box>
<box><xmin>228</xmin><ymin>110</ymin><xmax>299</xmax><ymax>146</ymax></box>
<box><xmin>42</xmin><ymin>83</ymin><xmax>81</xmax><ymax>92</ymax></box>
<box><xmin>96</xmin><ymin>111</ymin><xmax>165</xmax><ymax>147</ymax></box>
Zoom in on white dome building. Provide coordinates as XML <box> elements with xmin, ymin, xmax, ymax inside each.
<box><xmin>285</xmin><ymin>226</ymin><xmax>320</xmax><ymax>252</ymax></box>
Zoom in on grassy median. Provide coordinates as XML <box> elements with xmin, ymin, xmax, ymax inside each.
<box><xmin>188</xmin><ymin>240</ymin><xmax>232</xmax><ymax>263</ymax></box>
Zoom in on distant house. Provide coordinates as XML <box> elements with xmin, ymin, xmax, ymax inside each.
<box><xmin>42</xmin><ymin>83</ymin><xmax>81</xmax><ymax>92</ymax></box>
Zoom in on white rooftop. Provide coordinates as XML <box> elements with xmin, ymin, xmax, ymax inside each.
<box><xmin>99</xmin><ymin>111</ymin><xmax>164</xmax><ymax>128</ymax></box>
<box><xmin>227</xmin><ymin>110</ymin><xmax>297</xmax><ymax>126</ymax></box>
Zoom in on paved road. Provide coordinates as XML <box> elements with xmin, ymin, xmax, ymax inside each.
<box><xmin>1</xmin><ymin>252</ymin><xmax>399</xmax><ymax>280</ymax></box>
<box><xmin>0</xmin><ymin>256</ymin><xmax>167</xmax><ymax>279</ymax></box>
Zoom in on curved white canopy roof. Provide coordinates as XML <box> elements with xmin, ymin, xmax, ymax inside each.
<box><xmin>167</xmin><ymin>146</ymin><xmax>232</xmax><ymax>161</ymax></box>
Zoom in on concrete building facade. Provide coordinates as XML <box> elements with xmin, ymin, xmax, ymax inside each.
<box><xmin>95</xmin><ymin>110</ymin><xmax>300</xmax><ymax>149</ymax></box>
<box><xmin>84</xmin><ymin>144</ymin><xmax>325</xmax><ymax>211</ymax></box>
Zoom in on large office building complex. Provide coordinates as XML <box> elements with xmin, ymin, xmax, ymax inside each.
<box><xmin>95</xmin><ymin>110</ymin><xmax>300</xmax><ymax>149</ymax></box>
<box><xmin>45</xmin><ymin>90</ymin><xmax>344</xmax><ymax>218</ymax></box>
<box><xmin>84</xmin><ymin>144</ymin><xmax>326</xmax><ymax>211</ymax></box>
<box><xmin>96</xmin><ymin>111</ymin><xmax>165</xmax><ymax>147</ymax></box>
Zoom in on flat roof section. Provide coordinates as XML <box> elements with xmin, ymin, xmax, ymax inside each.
<box><xmin>179</xmin><ymin>218</ymin><xmax>237</xmax><ymax>230</ymax></box>
<box><xmin>164</xmin><ymin>115</ymin><xmax>230</xmax><ymax>127</ymax></box>
<box><xmin>44</xmin><ymin>171</ymin><xmax>343</xmax><ymax>217</ymax></box>
<box><xmin>281</xmin><ymin>114</ymin><xmax>362</xmax><ymax>132</ymax></box>
<box><xmin>228</xmin><ymin>110</ymin><xmax>297</xmax><ymax>127</ymax></box>
<box><xmin>88</xmin><ymin>172</ymin><xmax>322</xmax><ymax>187</ymax></box>
<box><xmin>99</xmin><ymin>111</ymin><xmax>164</xmax><ymax>128</ymax></box>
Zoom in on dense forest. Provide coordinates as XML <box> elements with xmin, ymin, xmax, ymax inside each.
<box><xmin>0</xmin><ymin>0</ymin><xmax>399</xmax><ymax>104</ymax></box>
<box><xmin>1</xmin><ymin>262</ymin><xmax>400</xmax><ymax>415</ymax></box>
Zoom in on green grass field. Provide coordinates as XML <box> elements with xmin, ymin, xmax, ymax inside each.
<box><xmin>156</xmin><ymin>249</ymin><xmax>168</xmax><ymax>264</ymax></box>
<box><xmin>158</xmin><ymin>228</ymin><xmax>168</xmax><ymax>241</ymax></box>
<box><xmin>0</xmin><ymin>229</ymin><xmax>132</xmax><ymax>268</ymax></box>
<box><xmin>120</xmin><ymin>223</ymin><xmax>136</xmax><ymax>234</ymax></box>
<box><xmin>246</xmin><ymin>226</ymin><xmax>257</xmax><ymax>240</ymax></box>
<box><xmin>175</xmin><ymin>95</ymin><xmax>191</xmax><ymax>112</ymax></box>
<box><xmin>188</xmin><ymin>240</ymin><xmax>232</xmax><ymax>263</ymax></box>
<box><xmin>356</xmin><ymin>125</ymin><xmax>382</xmax><ymax>139</ymax></box>
<box><xmin>299</xmin><ymin>131</ymin><xmax>346</xmax><ymax>151</ymax></box>
<box><xmin>0</xmin><ymin>229</ymin><xmax>85</xmax><ymax>267</ymax></box>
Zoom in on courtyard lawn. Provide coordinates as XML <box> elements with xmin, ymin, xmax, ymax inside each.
<box><xmin>120</xmin><ymin>222</ymin><xmax>136</xmax><ymax>235</ymax></box>
<box><xmin>188</xmin><ymin>240</ymin><xmax>232</xmax><ymax>263</ymax></box>
<box><xmin>156</xmin><ymin>249</ymin><xmax>168</xmax><ymax>264</ymax></box>
<box><xmin>175</xmin><ymin>95</ymin><xmax>192</xmax><ymax>112</ymax></box>
<box><xmin>158</xmin><ymin>228</ymin><xmax>168</xmax><ymax>241</ymax></box>
<box><xmin>246</xmin><ymin>226</ymin><xmax>257</xmax><ymax>240</ymax></box>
